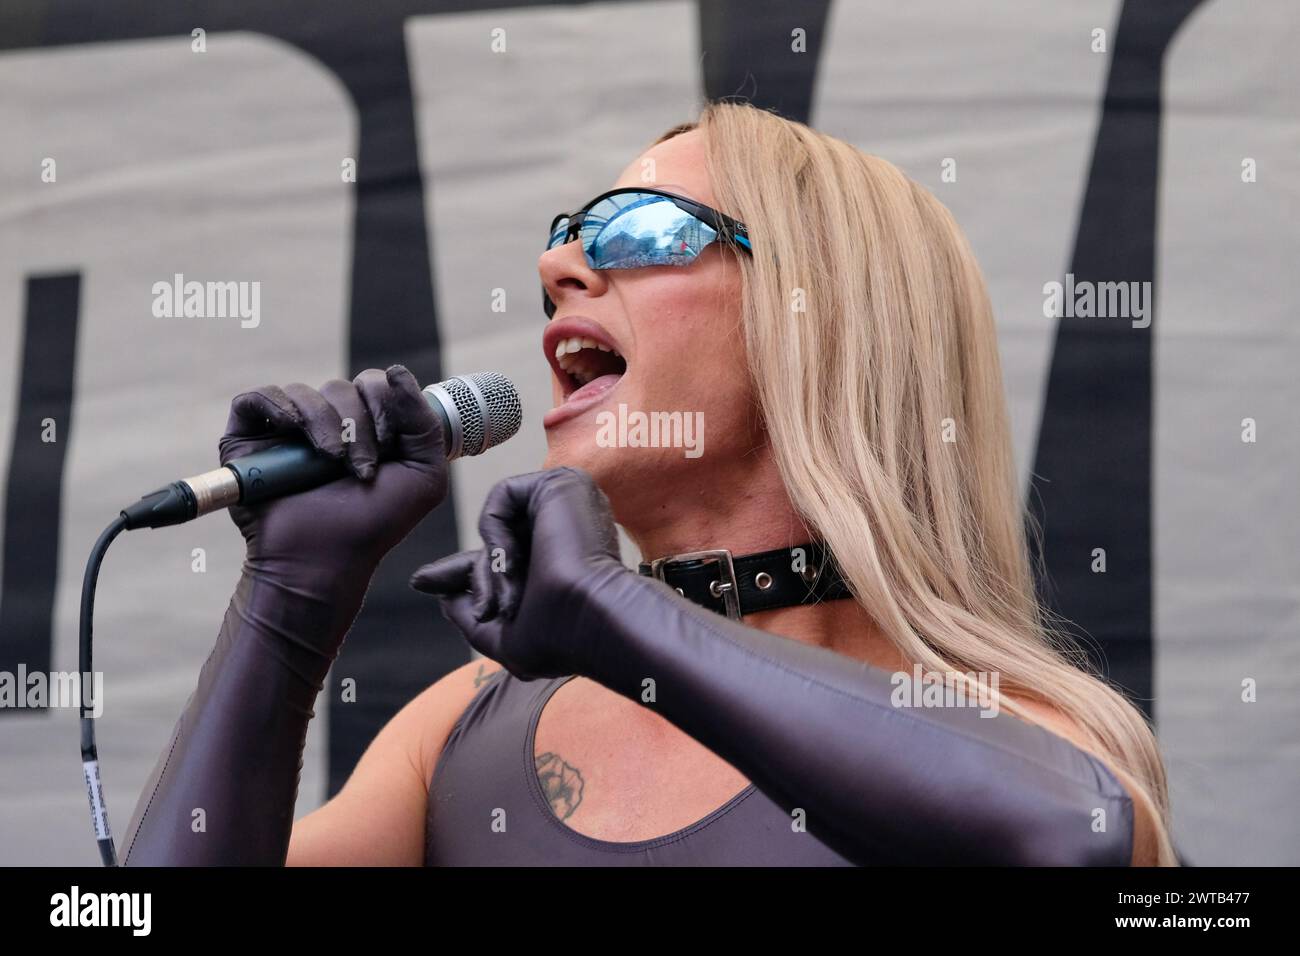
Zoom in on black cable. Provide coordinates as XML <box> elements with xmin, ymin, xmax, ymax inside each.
<box><xmin>80</xmin><ymin>513</ymin><xmax>128</xmax><ymax>867</ymax></box>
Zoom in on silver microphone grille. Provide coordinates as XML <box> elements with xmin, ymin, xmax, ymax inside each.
<box><xmin>424</xmin><ymin>372</ymin><xmax>522</xmax><ymax>459</ymax></box>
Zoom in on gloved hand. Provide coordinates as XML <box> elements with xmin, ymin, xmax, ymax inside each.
<box><xmin>221</xmin><ymin>364</ymin><xmax>448</xmax><ymax>606</ymax></box>
<box><xmin>409</xmin><ymin>467</ymin><xmax>622</xmax><ymax>680</ymax></box>
<box><xmin>122</xmin><ymin>365</ymin><xmax>448</xmax><ymax>866</ymax></box>
<box><xmin>411</xmin><ymin>467</ymin><xmax>1135</xmax><ymax>866</ymax></box>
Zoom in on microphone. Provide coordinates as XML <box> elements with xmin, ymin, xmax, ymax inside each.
<box><xmin>120</xmin><ymin>372</ymin><xmax>522</xmax><ymax>530</ymax></box>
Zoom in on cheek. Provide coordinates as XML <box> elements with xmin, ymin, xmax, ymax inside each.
<box><xmin>622</xmin><ymin>269</ymin><xmax>754</xmax><ymax>439</ymax></box>
<box><xmin>623</xmin><ymin>263</ymin><xmax>745</xmax><ymax>393</ymax></box>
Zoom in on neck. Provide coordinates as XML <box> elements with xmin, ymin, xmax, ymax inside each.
<box><xmin>622</xmin><ymin>444</ymin><xmax>810</xmax><ymax>557</ymax></box>
<box><xmin>619</xmin><ymin>457</ymin><xmax>904</xmax><ymax>672</ymax></box>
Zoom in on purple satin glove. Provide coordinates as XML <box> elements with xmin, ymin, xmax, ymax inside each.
<box><xmin>221</xmin><ymin>364</ymin><xmax>448</xmax><ymax>609</ymax></box>
<box><xmin>410</xmin><ymin>467</ymin><xmax>1135</xmax><ymax>866</ymax></box>
<box><xmin>122</xmin><ymin>365</ymin><xmax>448</xmax><ymax>865</ymax></box>
<box><xmin>410</xmin><ymin>467</ymin><xmax>622</xmax><ymax>681</ymax></box>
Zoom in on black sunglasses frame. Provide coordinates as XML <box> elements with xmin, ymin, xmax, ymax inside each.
<box><xmin>542</xmin><ymin>187</ymin><xmax>752</xmax><ymax>319</ymax></box>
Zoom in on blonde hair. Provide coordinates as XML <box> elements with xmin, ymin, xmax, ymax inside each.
<box><xmin>654</xmin><ymin>102</ymin><xmax>1176</xmax><ymax>865</ymax></box>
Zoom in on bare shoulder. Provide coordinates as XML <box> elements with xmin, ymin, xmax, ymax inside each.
<box><xmin>1007</xmin><ymin>695</ymin><xmax>1161</xmax><ymax>866</ymax></box>
<box><xmin>399</xmin><ymin>657</ymin><xmax>505</xmax><ymax>788</ymax></box>
<box><xmin>287</xmin><ymin>656</ymin><xmax>505</xmax><ymax>866</ymax></box>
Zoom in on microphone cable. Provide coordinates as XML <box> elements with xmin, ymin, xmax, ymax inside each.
<box><xmin>79</xmin><ymin>514</ymin><xmax>128</xmax><ymax>866</ymax></box>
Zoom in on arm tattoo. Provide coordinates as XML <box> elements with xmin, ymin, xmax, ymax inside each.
<box><xmin>535</xmin><ymin>752</ymin><xmax>584</xmax><ymax>820</ymax></box>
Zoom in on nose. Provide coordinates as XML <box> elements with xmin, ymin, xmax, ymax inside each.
<box><xmin>538</xmin><ymin>239</ymin><xmax>608</xmax><ymax>318</ymax></box>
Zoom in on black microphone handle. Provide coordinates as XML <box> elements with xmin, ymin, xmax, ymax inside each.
<box><xmin>225</xmin><ymin>441</ymin><xmax>350</xmax><ymax>506</ymax></box>
<box><xmin>229</xmin><ymin>395</ymin><xmax>456</xmax><ymax>506</ymax></box>
<box><xmin>120</xmin><ymin>392</ymin><xmax>454</xmax><ymax>531</ymax></box>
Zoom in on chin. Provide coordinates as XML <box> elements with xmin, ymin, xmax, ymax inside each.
<box><xmin>542</xmin><ymin>428</ymin><xmax>614</xmax><ymax>483</ymax></box>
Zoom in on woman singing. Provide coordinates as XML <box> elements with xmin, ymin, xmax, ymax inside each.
<box><xmin>122</xmin><ymin>101</ymin><xmax>1174</xmax><ymax>866</ymax></box>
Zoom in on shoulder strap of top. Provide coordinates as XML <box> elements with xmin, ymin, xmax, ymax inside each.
<box><xmin>430</xmin><ymin>666</ymin><xmax>560</xmax><ymax>788</ymax></box>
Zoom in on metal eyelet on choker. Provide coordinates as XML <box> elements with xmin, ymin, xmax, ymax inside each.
<box><xmin>754</xmin><ymin>571</ymin><xmax>773</xmax><ymax>590</ymax></box>
<box><xmin>800</xmin><ymin>564</ymin><xmax>819</xmax><ymax>583</ymax></box>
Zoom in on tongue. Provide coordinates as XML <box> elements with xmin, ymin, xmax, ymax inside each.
<box><xmin>567</xmin><ymin>373</ymin><xmax>622</xmax><ymax>404</ymax></box>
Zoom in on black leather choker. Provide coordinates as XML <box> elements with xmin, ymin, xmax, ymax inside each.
<box><xmin>638</xmin><ymin>542</ymin><xmax>852</xmax><ymax>620</ymax></box>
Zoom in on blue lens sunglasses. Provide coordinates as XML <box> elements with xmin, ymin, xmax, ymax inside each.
<box><xmin>542</xmin><ymin>187</ymin><xmax>752</xmax><ymax>319</ymax></box>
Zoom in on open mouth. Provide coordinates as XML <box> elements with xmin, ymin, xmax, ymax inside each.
<box><xmin>552</xmin><ymin>335</ymin><xmax>628</xmax><ymax>404</ymax></box>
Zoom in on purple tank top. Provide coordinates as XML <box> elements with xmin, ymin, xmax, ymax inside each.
<box><xmin>425</xmin><ymin>669</ymin><xmax>855</xmax><ymax>865</ymax></box>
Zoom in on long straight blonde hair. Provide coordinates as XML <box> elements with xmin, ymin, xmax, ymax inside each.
<box><xmin>654</xmin><ymin>101</ymin><xmax>1176</xmax><ymax>865</ymax></box>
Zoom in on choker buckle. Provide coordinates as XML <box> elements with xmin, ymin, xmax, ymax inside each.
<box><xmin>647</xmin><ymin>549</ymin><xmax>742</xmax><ymax>620</ymax></box>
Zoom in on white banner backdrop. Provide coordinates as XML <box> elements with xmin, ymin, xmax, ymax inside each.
<box><xmin>0</xmin><ymin>0</ymin><xmax>1295</xmax><ymax>865</ymax></box>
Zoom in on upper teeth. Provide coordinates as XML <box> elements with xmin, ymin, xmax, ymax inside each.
<box><xmin>553</xmin><ymin>336</ymin><xmax>624</xmax><ymax>388</ymax></box>
<box><xmin>554</xmin><ymin>336</ymin><xmax>620</xmax><ymax>365</ymax></box>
